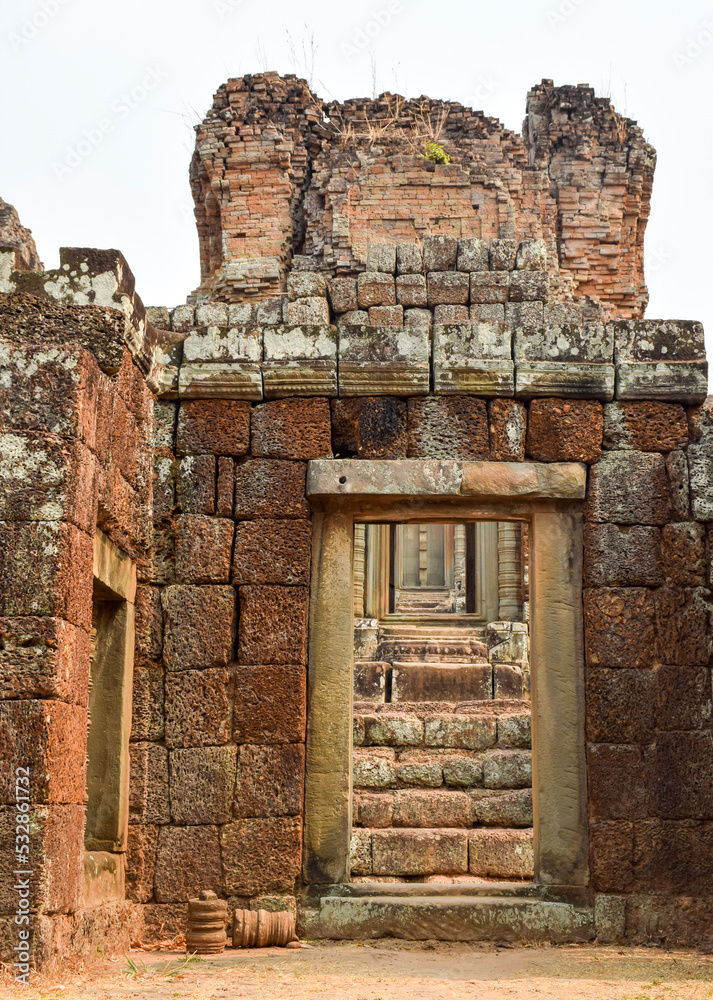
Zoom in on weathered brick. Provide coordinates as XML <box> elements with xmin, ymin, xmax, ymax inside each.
<box><xmin>233</xmin><ymin>519</ymin><xmax>310</xmax><ymax>586</ymax></box>
<box><xmin>526</xmin><ymin>399</ymin><xmax>602</xmax><ymax>463</ymax></box>
<box><xmin>424</xmin><ymin>714</ymin><xmax>497</xmax><ymax>750</ymax></box>
<box><xmin>352</xmin><ymin>748</ymin><xmax>397</xmax><ymax>788</ymax></box>
<box><xmin>165</xmin><ymin>668</ymin><xmax>232</xmax><ymax>748</ymax></box>
<box><xmin>331</xmin><ymin>397</ymin><xmax>407</xmax><ymax>459</ymax></box>
<box><xmin>586</xmin><ymin>451</ymin><xmax>672</xmax><ymax>525</ymax></box>
<box><xmin>162</xmin><ymin>585</ymin><xmax>236</xmax><ymax>672</ymax></box>
<box><xmin>655</xmin><ymin>664</ymin><xmax>712</xmax><ymax>731</ymax></box>
<box><xmin>176</xmin><ymin>400</ymin><xmax>250</xmax><ymax>456</ymax></box>
<box><xmin>423</xmin><ymin>235</ymin><xmax>458</xmax><ymax>271</ymax></box>
<box><xmin>175</xmin><ymin>515</ymin><xmax>234</xmax><ymax>584</ymax></box>
<box><xmin>590</xmin><ymin>820</ymin><xmax>634</xmax><ymax>892</ymax></box>
<box><xmin>583</xmin><ymin>524</ymin><xmax>663</xmax><ymax>588</ymax></box>
<box><xmin>234</xmin><ymin>744</ymin><xmax>304</xmax><ymax>818</ymax></box>
<box><xmin>395</xmin><ymin>273</ymin><xmax>427</xmax><ymax>307</ymax></box>
<box><xmin>393</xmin><ymin>789</ymin><xmax>473</xmax><ymax>828</ymax></box>
<box><xmin>353</xmin><ymin>792</ymin><xmax>394</xmax><ymax>828</ymax></box>
<box><xmin>603</xmin><ymin>402</ymin><xmax>688</xmax><ymax>453</ymax></box>
<box><xmin>661</xmin><ymin>523</ymin><xmax>706</xmax><ymax>586</ymax></box>
<box><xmin>154</xmin><ymin>825</ymin><xmax>222</xmax><ymax>902</ymax></box>
<box><xmin>363</xmin><ymin>714</ymin><xmax>423</xmax><ymax>747</ymax></box>
<box><xmin>427</xmin><ymin>271</ymin><xmax>470</xmax><ymax>306</ymax></box>
<box><xmin>233</xmin><ymin>460</ymin><xmax>308</xmax><ymax>519</ymax></box>
<box><xmin>584</xmin><ymin>588</ymin><xmax>657</xmax><ymax>667</ymax></box>
<box><xmin>233</xmin><ymin>664</ymin><xmax>306</xmax><ymax>744</ymax></box>
<box><xmin>469</xmin><ymin>828</ymin><xmax>533</xmax><ymax>878</ymax></box>
<box><xmin>489</xmin><ymin>238</ymin><xmax>517</xmax><ymax>270</ymax></box>
<box><xmin>407</xmin><ymin>396</ymin><xmax>489</xmax><ymax>459</ymax></box>
<box><xmin>169</xmin><ymin>746</ymin><xmax>236</xmax><ymax>824</ymax></box>
<box><xmin>653</xmin><ymin>732</ymin><xmax>713</xmax><ymax>819</ymax></box>
<box><xmin>472</xmin><ymin>789</ymin><xmax>533</xmax><ymax>827</ymax></box>
<box><xmin>0</xmin><ymin>700</ymin><xmax>86</xmax><ymax>805</ymax></box>
<box><xmin>488</xmin><ymin>399</ymin><xmax>526</xmax><ymax>461</ymax></box>
<box><xmin>0</xmin><ymin>616</ymin><xmax>90</xmax><ymax>704</ymax></box>
<box><xmin>125</xmin><ymin>824</ymin><xmax>158</xmax><ymax>903</ymax></box>
<box><xmin>251</xmin><ymin>398</ymin><xmax>332</xmax><ymax>460</ymax></box>
<box><xmin>238</xmin><ymin>586</ymin><xmax>308</xmax><ymax>665</ymax></box>
<box><xmin>586</xmin><ymin>668</ymin><xmax>655</xmax><ymax>744</ymax></box>
<box><xmin>221</xmin><ymin>817</ymin><xmax>302</xmax><ymax>895</ymax></box>
<box><xmin>372</xmin><ymin>828</ymin><xmax>468</xmax><ymax>876</ymax></box>
<box><xmin>357</xmin><ymin>272</ymin><xmax>396</xmax><ymax>308</ymax></box>
<box><xmin>587</xmin><ymin>745</ymin><xmax>650</xmax><ymax>820</ymax></box>
<box><xmin>655</xmin><ymin>587</ymin><xmax>710</xmax><ymax>667</ymax></box>
<box><xmin>129</xmin><ymin>743</ymin><xmax>170</xmax><ymax>824</ymax></box>
<box><xmin>482</xmin><ymin>750</ymin><xmax>532</xmax><ymax>789</ymax></box>
<box><xmin>328</xmin><ymin>277</ymin><xmax>358</xmax><ymax>314</ymax></box>
<box><xmin>177</xmin><ymin>455</ymin><xmax>215</xmax><ymax>515</ymax></box>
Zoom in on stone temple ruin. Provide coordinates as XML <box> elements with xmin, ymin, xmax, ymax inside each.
<box><xmin>1</xmin><ymin>71</ymin><xmax>712</xmax><ymax>968</ymax></box>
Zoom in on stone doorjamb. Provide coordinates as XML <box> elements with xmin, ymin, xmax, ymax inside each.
<box><xmin>303</xmin><ymin>460</ymin><xmax>589</xmax><ymax>891</ymax></box>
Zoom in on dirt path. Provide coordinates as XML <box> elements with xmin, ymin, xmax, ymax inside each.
<box><xmin>2</xmin><ymin>941</ymin><xmax>713</xmax><ymax>999</ymax></box>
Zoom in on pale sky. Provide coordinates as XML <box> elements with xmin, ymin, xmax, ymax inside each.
<box><xmin>1</xmin><ymin>0</ymin><xmax>712</xmax><ymax>369</ymax></box>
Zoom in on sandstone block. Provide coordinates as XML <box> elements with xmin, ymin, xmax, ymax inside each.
<box><xmin>395</xmin><ymin>756</ymin><xmax>443</xmax><ymax>787</ymax></box>
<box><xmin>515</xmin><ymin>323</ymin><xmax>612</xmax><ymax>364</ymax></box>
<box><xmin>328</xmin><ymin>277</ymin><xmax>358</xmax><ymax>314</ymax></box>
<box><xmin>178</xmin><ymin>362</ymin><xmax>263</xmax><ymax>400</ymax></box>
<box><xmin>0</xmin><ymin>616</ymin><xmax>90</xmax><ymax>704</ymax></box>
<box><xmin>586</xmin><ymin>451</ymin><xmax>671</xmax><ymax>524</ymax></box>
<box><xmin>352</xmin><ymin>748</ymin><xmax>396</xmax><ymax>788</ymax></box>
<box><xmin>653</xmin><ymin>732</ymin><xmax>713</xmax><ymax>819</ymax></box>
<box><xmin>396</xmin><ymin>242</ymin><xmax>423</xmax><ymax>275</ymax></box>
<box><xmin>221</xmin><ymin>817</ymin><xmax>301</xmax><ymax>895</ymax></box>
<box><xmin>238</xmin><ymin>585</ymin><xmax>308</xmax><ymax>665</ymax></box>
<box><xmin>125</xmin><ymin>824</ymin><xmax>158</xmax><ymax>903</ymax></box>
<box><xmin>433</xmin><ymin>305</ymin><xmax>470</xmax><ymax>324</ymax></box>
<box><xmin>263</xmin><ymin>324</ymin><xmax>337</xmax><ymax>362</ymax></box>
<box><xmin>338</xmin><ymin>324</ymin><xmax>430</xmax><ymax>395</ymax></box>
<box><xmin>594</xmin><ymin>894</ymin><xmax>626</xmax><ymax>944</ymax></box>
<box><xmin>233</xmin><ymin>663</ymin><xmax>306</xmax><ymax>744</ymax></box>
<box><xmin>350</xmin><ymin>828</ymin><xmax>373</xmax><ymax>875</ymax></box>
<box><xmin>393</xmin><ymin>662</ymin><xmax>492</xmax><ymax>703</ymax></box>
<box><xmin>583</xmin><ymin>524</ymin><xmax>663</xmax><ymax>588</ymax></box>
<box><xmin>396</xmin><ymin>273</ymin><xmax>427</xmax><ymax>307</ymax></box>
<box><xmin>196</xmin><ymin>303</ymin><xmax>228</xmax><ymax>327</ymax></box>
<box><xmin>617</xmin><ymin>363</ymin><xmax>708</xmax><ymax>406</ymax></box>
<box><xmin>354</xmin><ymin>661</ymin><xmax>387</xmax><ymax>701</ymax></box>
<box><xmin>482</xmin><ymin>750</ymin><xmax>532</xmax><ymax>789</ymax></box>
<box><xmin>372</xmin><ymin>828</ymin><xmax>468</xmax><ymax>876</ymax></box>
<box><xmin>363</xmin><ymin>714</ymin><xmax>423</xmax><ymax>747</ymax></box>
<box><xmin>469</xmin><ymin>828</ymin><xmax>533</xmax><ymax>878</ymax></box>
<box><xmin>233</xmin><ymin>459</ymin><xmax>308</xmax><ymax>519</ymax></box>
<box><xmin>285</xmin><ymin>297</ymin><xmax>329</xmax><ymax>326</ymax></box>
<box><xmin>423</xmin><ymin>235</ymin><xmax>458</xmax><ymax>271</ymax></box>
<box><xmin>176</xmin><ymin>400</ymin><xmax>250</xmax><ymax>457</ymax></box>
<box><xmin>655</xmin><ymin>663</ymin><xmax>712</xmax><ymax>731</ymax></box>
<box><xmin>584</xmin><ymin>588</ymin><xmax>657</xmax><ymax>668</ymax></box>
<box><xmin>357</xmin><ymin>272</ymin><xmax>396</xmax><ymax>308</ymax></box>
<box><xmin>407</xmin><ymin>396</ymin><xmax>489</xmax><ymax>460</ymax></box>
<box><xmin>497</xmin><ymin>714</ymin><xmax>532</xmax><ymax>749</ymax></box>
<box><xmin>589</xmin><ymin>820</ymin><xmax>634</xmax><ymax>892</ymax></box>
<box><xmin>162</xmin><ymin>585</ymin><xmax>236</xmax><ymax>672</ymax></box>
<box><xmin>165</xmin><ymin>668</ymin><xmax>232</xmax><ymax>748</ymax></box>
<box><xmin>182</xmin><ymin>325</ymin><xmax>261</xmax><ymax>364</ymax></box>
<box><xmin>661</xmin><ymin>523</ymin><xmax>706</xmax><ymax>586</ymax></box>
<box><xmin>233</xmin><ymin>519</ymin><xmax>311</xmax><ymax>586</ymax></box>
<box><xmin>526</xmin><ymin>399</ymin><xmax>602</xmax><ymax>463</ymax></box>
<box><xmin>655</xmin><ymin>587</ymin><xmax>710</xmax><ymax>667</ymax></box>
<box><xmin>177</xmin><ymin>455</ymin><xmax>215</xmax><ymax>515</ymax></box>
<box><xmin>433</xmin><ymin>322</ymin><xmax>513</xmax><ymax>396</ymax></box>
<box><xmin>331</xmin><ymin>397</ymin><xmax>407</xmax><ymax>459</ymax></box>
<box><xmin>442</xmin><ymin>755</ymin><xmax>483</xmax><ymax>787</ymax></box>
<box><xmin>353</xmin><ymin>792</ymin><xmax>394</xmax><ymax>828</ymax></box>
<box><xmin>171</xmin><ymin>304</ymin><xmax>195</xmax><ymax>331</ymax></box>
<box><xmin>287</xmin><ymin>272</ymin><xmax>327</xmax><ymax>299</ymax></box>
<box><xmin>427</xmin><ymin>271</ymin><xmax>470</xmax><ymax>306</ymax></box>
<box><xmin>614</xmin><ymin>319</ymin><xmax>705</xmax><ymax>363</ymax></box>
<box><xmin>425</xmin><ymin>714</ymin><xmax>497</xmax><ymax>750</ymax></box>
<box><xmin>587</xmin><ymin>744</ymin><xmax>650</xmax><ymax>820</ymax></box>
<box><xmin>457</xmin><ymin>238</ymin><xmax>489</xmax><ymax>272</ymax></box>
<box><xmin>602</xmin><ymin>402</ymin><xmax>688</xmax><ymax>453</ymax></box>
<box><xmin>633</xmin><ymin>819</ymin><xmax>713</xmax><ymax>895</ymax></box>
<box><xmin>488</xmin><ymin>399</ymin><xmax>526</xmax><ymax>461</ymax></box>
<box><xmin>472</xmin><ymin>789</ymin><xmax>533</xmax><ymax>827</ymax></box>
<box><xmin>170</xmin><ymin>746</ymin><xmax>236</xmax><ymax>824</ymax></box>
<box><xmin>369</xmin><ymin>305</ymin><xmax>404</xmax><ymax>326</ymax></box>
<box><xmin>493</xmin><ymin>664</ymin><xmax>525</xmax><ymax>700</ymax></box>
<box><xmin>393</xmin><ymin>789</ymin><xmax>474</xmax><ymax>828</ymax></box>
<box><xmin>489</xmin><ymin>239</ymin><xmax>517</xmax><ymax>271</ymax></box>
<box><xmin>234</xmin><ymin>744</ymin><xmax>304</xmax><ymax>818</ymax></box>
<box><xmin>509</xmin><ymin>271</ymin><xmax>548</xmax><ymax>301</ymax></box>
<box><xmin>515</xmin><ymin>361</ymin><xmax>615</xmax><ymax>400</ymax></box>
<box><xmin>586</xmin><ymin>668</ymin><xmax>655</xmax><ymax>744</ymax></box>
<box><xmin>129</xmin><ymin>743</ymin><xmax>170</xmax><ymax>824</ymax></box>
<box><xmin>251</xmin><ymin>397</ymin><xmax>332</xmax><ymax>460</ymax></box>
<box><xmin>255</xmin><ymin>297</ymin><xmax>284</xmax><ymax>326</ymax></box>
<box><xmin>154</xmin><ymin>825</ymin><xmax>222</xmax><ymax>903</ymax></box>
<box><xmin>175</xmin><ymin>515</ymin><xmax>234</xmax><ymax>584</ymax></box>
<box><xmin>0</xmin><ymin>700</ymin><xmax>87</xmax><ymax>805</ymax></box>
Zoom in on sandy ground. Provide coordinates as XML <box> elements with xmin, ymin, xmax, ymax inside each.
<box><xmin>2</xmin><ymin>941</ymin><xmax>713</xmax><ymax>1000</ymax></box>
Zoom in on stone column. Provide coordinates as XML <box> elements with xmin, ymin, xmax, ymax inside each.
<box><xmin>498</xmin><ymin>521</ymin><xmax>523</xmax><ymax>621</ymax></box>
<box><xmin>353</xmin><ymin>523</ymin><xmax>366</xmax><ymax>617</ymax></box>
<box><xmin>476</xmin><ymin>522</ymin><xmax>499</xmax><ymax>621</ymax></box>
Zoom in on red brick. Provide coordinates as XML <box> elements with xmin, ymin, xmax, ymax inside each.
<box><xmin>176</xmin><ymin>400</ymin><xmax>251</xmax><ymax>456</ymax></box>
<box><xmin>584</xmin><ymin>588</ymin><xmax>657</xmax><ymax>668</ymax></box>
<box><xmin>661</xmin><ymin>523</ymin><xmax>706</xmax><ymax>587</ymax></box>
<box><xmin>175</xmin><ymin>515</ymin><xmax>234</xmax><ymax>584</ymax></box>
<box><xmin>232</xmin><ymin>664</ymin><xmax>306</xmax><ymax>744</ymax></box>
<box><xmin>586</xmin><ymin>668</ymin><xmax>655</xmax><ymax>744</ymax></box>
<box><xmin>488</xmin><ymin>399</ymin><xmax>526</xmax><ymax>461</ymax></box>
<box><xmin>526</xmin><ymin>399</ymin><xmax>602</xmax><ymax>463</ymax></box>
<box><xmin>0</xmin><ymin>700</ymin><xmax>87</xmax><ymax>805</ymax></box>
<box><xmin>154</xmin><ymin>825</ymin><xmax>222</xmax><ymax>903</ymax></box>
<box><xmin>0</xmin><ymin>617</ymin><xmax>90</xmax><ymax>704</ymax></box>
<box><xmin>407</xmin><ymin>396</ymin><xmax>489</xmax><ymax>459</ymax></box>
<box><xmin>331</xmin><ymin>398</ymin><xmax>407</xmax><ymax>459</ymax></box>
<box><xmin>238</xmin><ymin>586</ymin><xmax>308</xmax><ymax>665</ymax></box>
<box><xmin>234</xmin><ymin>744</ymin><xmax>305</xmax><ymax>818</ymax></box>
<box><xmin>162</xmin><ymin>585</ymin><xmax>236</xmax><ymax>672</ymax></box>
<box><xmin>234</xmin><ymin>460</ymin><xmax>308</xmax><ymax>519</ymax></box>
<box><xmin>655</xmin><ymin>587</ymin><xmax>710</xmax><ymax>666</ymax></box>
<box><xmin>221</xmin><ymin>817</ymin><xmax>302</xmax><ymax>895</ymax></box>
<box><xmin>587</xmin><ymin>745</ymin><xmax>650</xmax><ymax>820</ymax></box>
<box><xmin>251</xmin><ymin>397</ymin><xmax>332</xmax><ymax>460</ymax></box>
<box><xmin>603</xmin><ymin>402</ymin><xmax>689</xmax><ymax>452</ymax></box>
<box><xmin>589</xmin><ymin>820</ymin><xmax>634</xmax><ymax>892</ymax></box>
<box><xmin>233</xmin><ymin>519</ymin><xmax>311</xmax><ymax>586</ymax></box>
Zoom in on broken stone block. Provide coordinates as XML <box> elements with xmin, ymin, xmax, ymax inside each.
<box><xmin>457</xmin><ymin>238</ymin><xmax>489</xmax><ymax>272</ymax></box>
<box><xmin>396</xmin><ymin>242</ymin><xmax>423</xmax><ymax>275</ymax></box>
<box><xmin>162</xmin><ymin>585</ymin><xmax>236</xmax><ymax>672</ymax></box>
<box><xmin>233</xmin><ymin>459</ymin><xmax>308</xmax><ymax>519</ymax></box>
<box><xmin>526</xmin><ymin>399</ymin><xmax>603</xmax><ymax>463</ymax></box>
<box><xmin>363</xmin><ymin>714</ymin><xmax>423</xmax><ymax>747</ymax></box>
<box><xmin>602</xmin><ymin>401</ymin><xmax>688</xmax><ymax>453</ymax></box>
<box><xmin>509</xmin><ymin>271</ymin><xmax>548</xmax><ymax>301</ymax></box>
<box><xmin>583</xmin><ymin>588</ymin><xmax>657</xmax><ymax>667</ymax></box>
<box><xmin>331</xmin><ymin>397</ymin><xmax>408</xmax><ymax>459</ymax></box>
<box><xmin>353</xmin><ymin>793</ymin><xmax>394</xmax><ymax>828</ymax></box>
<box><xmin>177</xmin><ymin>400</ymin><xmax>250</xmax><ymax>457</ymax></box>
<box><xmin>433</xmin><ymin>304</ymin><xmax>470</xmax><ymax>324</ymax></box>
<box><xmin>469</xmin><ymin>828</ymin><xmax>533</xmax><ymax>878</ymax></box>
<box><xmin>129</xmin><ymin>742</ymin><xmax>170</xmax><ymax>825</ymax></box>
<box><xmin>233</xmin><ymin>519</ymin><xmax>311</xmax><ymax>587</ymax></box>
<box><xmin>586</xmin><ymin>668</ymin><xmax>654</xmax><ymax>744</ymax></box>
<box><xmin>238</xmin><ymin>585</ymin><xmax>308</xmax><ymax>665</ymax></box>
<box><xmin>287</xmin><ymin>272</ymin><xmax>327</xmax><ymax>299</ymax></box>
<box><xmin>284</xmin><ymin>297</ymin><xmax>329</xmax><ymax>326</ymax></box>
<box><xmin>338</xmin><ymin>325</ymin><xmax>429</xmax><ymax>395</ymax></box>
<box><xmin>424</xmin><ymin>714</ymin><xmax>497</xmax><ymax>750</ymax></box>
<box><xmin>169</xmin><ymin>746</ymin><xmax>237</xmax><ymax>824</ymax></box>
<box><xmin>395</xmin><ymin>273</ymin><xmax>427</xmax><ymax>307</ymax></box>
<box><xmin>393</xmin><ymin>789</ymin><xmax>474</xmax><ymax>828</ymax></box>
<box><xmin>233</xmin><ymin>663</ymin><xmax>306</xmax><ymax>745</ymax></box>
<box><xmin>661</xmin><ymin>523</ymin><xmax>706</xmax><ymax>587</ymax></box>
<box><xmin>516</xmin><ymin>239</ymin><xmax>548</xmax><ymax>270</ymax></box>
<box><xmin>352</xmin><ymin>748</ymin><xmax>396</xmax><ymax>788</ymax></box>
<box><xmin>177</xmin><ymin>455</ymin><xmax>215</xmax><ymax>515</ymax></box>
<box><xmin>483</xmin><ymin>750</ymin><xmax>532</xmax><ymax>789</ymax></box>
<box><xmin>583</xmin><ymin>524</ymin><xmax>663</xmax><ymax>588</ymax></box>
<box><xmin>433</xmin><ymin>322</ymin><xmax>513</xmax><ymax>396</ymax></box>
<box><xmin>369</xmin><ymin>305</ymin><xmax>404</xmax><ymax>326</ymax></box>
<box><xmin>423</xmin><ymin>235</ymin><xmax>458</xmax><ymax>272</ymax></box>
<box><xmin>328</xmin><ymin>277</ymin><xmax>358</xmax><ymax>314</ymax></box>
<box><xmin>442</xmin><ymin>755</ymin><xmax>484</xmax><ymax>787</ymax></box>
<box><xmin>427</xmin><ymin>271</ymin><xmax>470</xmax><ymax>306</ymax></box>
<box><xmin>366</xmin><ymin>244</ymin><xmax>397</xmax><ymax>273</ymax></box>
<box><xmin>407</xmin><ymin>395</ymin><xmax>489</xmax><ymax>460</ymax></box>
<box><xmin>234</xmin><ymin>744</ymin><xmax>304</xmax><ymax>818</ymax></box>
<box><xmin>357</xmin><ymin>272</ymin><xmax>396</xmax><ymax>308</ymax></box>
<box><xmin>587</xmin><ymin>451</ymin><xmax>672</xmax><ymax>524</ymax></box>
<box><xmin>165</xmin><ymin>668</ymin><xmax>232</xmax><ymax>749</ymax></box>
<box><xmin>154</xmin><ymin>825</ymin><xmax>222</xmax><ymax>903</ymax></box>
<box><xmin>175</xmin><ymin>515</ymin><xmax>234</xmax><ymax>584</ymax></box>
<box><xmin>372</xmin><ymin>829</ymin><xmax>468</xmax><ymax>876</ymax></box>
<box><xmin>349</xmin><ymin>828</ymin><xmax>373</xmax><ymax>875</ymax></box>
<box><xmin>251</xmin><ymin>397</ymin><xmax>332</xmax><ymax>460</ymax></box>
<box><xmin>472</xmin><ymin>789</ymin><xmax>533</xmax><ymax>827</ymax></box>
<box><xmin>489</xmin><ymin>239</ymin><xmax>518</xmax><ymax>271</ymax></box>
<box><xmin>488</xmin><ymin>399</ymin><xmax>526</xmax><ymax>461</ymax></box>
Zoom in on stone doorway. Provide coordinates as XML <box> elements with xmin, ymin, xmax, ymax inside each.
<box><xmin>350</xmin><ymin>520</ymin><xmax>533</xmax><ymax>883</ymax></box>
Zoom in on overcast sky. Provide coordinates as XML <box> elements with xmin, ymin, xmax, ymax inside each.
<box><xmin>1</xmin><ymin>0</ymin><xmax>711</xmax><ymax>366</ymax></box>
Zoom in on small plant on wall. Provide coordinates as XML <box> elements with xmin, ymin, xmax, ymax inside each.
<box><xmin>423</xmin><ymin>140</ymin><xmax>451</xmax><ymax>163</ymax></box>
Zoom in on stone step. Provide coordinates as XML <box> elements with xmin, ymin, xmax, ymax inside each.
<box><xmin>342</xmin><ymin>879</ymin><xmax>538</xmax><ymax>897</ymax></box>
<box><xmin>391</xmin><ymin>661</ymin><xmax>493</xmax><ymax>702</ymax></box>
<box><xmin>353</xmin><ymin>788</ymin><xmax>533</xmax><ymax>829</ymax></box>
<box><xmin>299</xmin><ymin>895</ymin><xmax>594</xmax><ymax>943</ymax></box>
<box><xmin>353</xmin><ymin>746</ymin><xmax>532</xmax><ymax>792</ymax></box>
